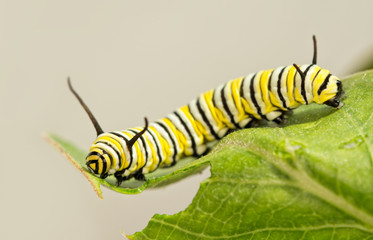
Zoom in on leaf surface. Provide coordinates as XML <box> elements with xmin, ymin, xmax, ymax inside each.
<box><xmin>46</xmin><ymin>71</ymin><xmax>373</xmax><ymax>239</ymax></box>
<box><xmin>129</xmin><ymin>70</ymin><xmax>373</xmax><ymax>239</ymax></box>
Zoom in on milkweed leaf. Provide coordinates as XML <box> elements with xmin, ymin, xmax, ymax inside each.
<box><xmin>46</xmin><ymin>70</ymin><xmax>373</xmax><ymax>239</ymax></box>
<box><xmin>129</xmin><ymin>70</ymin><xmax>373</xmax><ymax>239</ymax></box>
<box><xmin>44</xmin><ymin>133</ymin><xmax>209</xmax><ymax>197</ymax></box>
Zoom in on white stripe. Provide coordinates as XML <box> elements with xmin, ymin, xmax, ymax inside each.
<box><xmin>223</xmin><ymin>80</ymin><xmax>241</xmax><ymax>125</ymax></box>
<box><xmin>147</xmin><ymin>127</ymin><xmax>164</xmax><ymax>164</ymax></box>
<box><xmin>110</xmin><ymin>131</ymin><xmax>136</xmax><ymax>176</ymax></box>
<box><xmin>253</xmin><ymin>71</ymin><xmax>267</xmax><ymax>115</ymax></box>
<box><xmin>212</xmin><ymin>84</ymin><xmax>236</xmax><ymax>129</ymax></box>
<box><xmin>304</xmin><ymin>65</ymin><xmax>316</xmax><ymax>104</ymax></box>
<box><xmin>151</xmin><ymin>122</ymin><xmax>175</xmax><ymax>165</ymax></box>
<box><xmin>175</xmin><ymin>108</ymin><xmax>203</xmax><ymax>147</ymax></box>
<box><xmin>269</xmin><ymin>66</ymin><xmax>286</xmax><ymax>109</ymax></box>
<box><xmin>167</xmin><ymin>113</ymin><xmax>194</xmax><ymax>155</ymax></box>
<box><xmin>242</xmin><ymin>73</ymin><xmax>259</xmax><ymax>116</ymax></box>
<box><xmin>188</xmin><ymin>99</ymin><xmax>210</xmax><ymax>138</ymax></box>
<box><xmin>94</xmin><ymin>141</ymin><xmax>119</xmax><ymax>171</ymax></box>
<box><xmin>128</xmin><ymin>128</ymin><xmax>149</xmax><ymax>171</ymax></box>
<box><xmin>198</xmin><ymin>94</ymin><xmax>221</xmax><ymax>139</ymax></box>
<box><xmin>280</xmin><ymin>65</ymin><xmax>292</xmax><ymax>108</ymax></box>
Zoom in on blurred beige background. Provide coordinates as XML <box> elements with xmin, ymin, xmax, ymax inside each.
<box><xmin>1</xmin><ymin>1</ymin><xmax>373</xmax><ymax>239</ymax></box>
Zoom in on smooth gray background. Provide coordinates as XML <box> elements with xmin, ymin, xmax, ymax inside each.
<box><xmin>2</xmin><ymin>1</ymin><xmax>373</xmax><ymax>239</ymax></box>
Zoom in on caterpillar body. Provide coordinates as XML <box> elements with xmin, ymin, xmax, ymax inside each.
<box><xmin>69</xmin><ymin>36</ymin><xmax>345</xmax><ymax>186</ymax></box>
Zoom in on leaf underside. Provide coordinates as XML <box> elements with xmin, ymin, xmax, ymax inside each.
<box><xmin>46</xmin><ymin>70</ymin><xmax>373</xmax><ymax>239</ymax></box>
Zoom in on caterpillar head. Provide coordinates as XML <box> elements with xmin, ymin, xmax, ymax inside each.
<box><xmin>86</xmin><ymin>144</ymin><xmax>111</xmax><ymax>179</ymax></box>
<box><xmin>67</xmin><ymin>78</ymin><xmax>149</xmax><ymax>181</ymax></box>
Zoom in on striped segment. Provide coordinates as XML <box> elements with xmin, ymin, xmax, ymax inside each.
<box><xmin>86</xmin><ymin>64</ymin><xmax>341</xmax><ymax>181</ymax></box>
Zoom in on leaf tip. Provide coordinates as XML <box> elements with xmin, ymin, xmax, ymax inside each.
<box><xmin>43</xmin><ymin>133</ymin><xmax>104</xmax><ymax>199</ymax></box>
<box><xmin>120</xmin><ymin>230</ymin><xmax>131</xmax><ymax>239</ymax></box>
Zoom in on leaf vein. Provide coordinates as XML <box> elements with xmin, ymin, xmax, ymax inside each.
<box><xmin>149</xmin><ymin>218</ymin><xmax>373</xmax><ymax>239</ymax></box>
<box><xmin>342</xmin><ymin>109</ymin><xmax>373</xmax><ymax>166</ymax></box>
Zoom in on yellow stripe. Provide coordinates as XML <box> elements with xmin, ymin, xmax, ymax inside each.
<box><xmin>103</xmin><ymin>154</ymin><xmax>111</xmax><ymax>173</ymax></box>
<box><xmin>163</xmin><ymin>118</ymin><xmax>186</xmax><ymax>154</ymax></box>
<box><xmin>94</xmin><ymin>136</ymin><xmax>121</xmax><ymax>170</ymax></box>
<box><xmin>238</xmin><ymin>75</ymin><xmax>259</xmax><ymax>116</ymax></box>
<box><xmin>293</xmin><ymin>65</ymin><xmax>306</xmax><ymax>104</ymax></box>
<box><xmin>320</xmin><ymin>78</ymin><xmax>338</xmax><ymax>103</ymax></box>
<box><xmin>286</xmin><ymin>66</ymin><xmax>300</xmax><ymax>108</ymax></box>
<box><xmin>136</xmin><ymin>131</ymin><xmax>158</xmax><ymax>172</ymax></box>
<box><xmin>146</xmin><ymin>136</ymin><xmax>159</xmax><ymax>172</ymax></box>
<box><xmin>97</xmin><ymin>155</ymin><xmax>103</xmax><ymax>173</ymax></box>
<box><xmin>88</xmin><ymin>162</ymin><xmax>96</xmax><ymax>170</ymax></box>
<box><xmin>217</xmin><ymin>81</ymin><xmax>236</xmax><ymax>128</ymax></box>
<box><xmin>260</xmin><ymin>70</ymin><xmax>277</xmax><ymax>114</ymax></box>
<box><xmin>313</xmin><ymin>69</ymin><xmax>330</xmax><ymax>103</ymax></box>
<box><xmin>269</xmin><ymin>92</ymin><xmax>285</xmax><ymax>110</ymax></box>
<box><xmin>179</xmin><ymin>105</ymin><xmax>205</xmax><ymax>141</ymax></box>
<box><xmin>133</xmin><ymin>127</ymin><xmax>162</xmax><ymax>173</ymax></box>
<box><xmin>88</xmin><ymin>147</ymin><xmax>111</xmax><ymax>174</ymax></box>
<box><xmin>294</xmin><ymin>79</ymin><xmax>305</xmax><ymax>104</ymax></box>
<box><xmin>203</xmin><ymin>90</ymin><xmax>226</xmax><ymax>129</ymax></box>
<box><xmin>122</xmin><ymin>131</ymin><xmax>145</xmax><ymax>171</ymax></box>
<box><xmin>240</xmin><ymin>97</ymin><xmax>260</xmax><ymax>118</ymax></box>
<box><xmin>149</xmin><ymin>126</ymin><xmax>172</xmax><ymax>166</ymax></box>
<box><xmin>231</xmin><ymin>77</ymin><xmax>248</xmax><ymax>121</ymax></box>
<box><xmin>310</xmin><ymin>66</ymin><xmax>322</xmax><ymax>84</ymax></box>
<box><xmin>268</xmin><ymin>68</ymin><xmax>287</xmax><ymax>110</ymax></box>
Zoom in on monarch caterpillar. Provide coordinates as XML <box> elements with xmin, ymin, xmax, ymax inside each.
<box><xmin>68</xmin><ymin>36</ymin><xmax>344</xmax><ymax>186</ymax></box>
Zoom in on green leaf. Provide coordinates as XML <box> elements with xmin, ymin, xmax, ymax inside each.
<box><xmin>46</xmin><ymin>70</ymin><xmax>373</xmax><ymax>239</ymax></box>
<box><xmin>128</xmin><ymin>70</ymin><xmax>373</xmax><ymax>239</ymax></box>
<box><xmin>45</xmin><ymin>133</ymin><xmax>209</xmax><ymax>197</ymax></box>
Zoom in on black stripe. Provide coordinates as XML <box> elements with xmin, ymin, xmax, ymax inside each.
<box><xmin>128</xmin><ymin>129</ymin><xmax>148</xmax><ymax>169</ymax></box>
<box><xmin>301</xmin><ymin>64</ymin><xmax>313</xmax><ymax>104</ymax></box>
<box><xmin>239</xmin><ymin>76</ymin><xmax>255</xmax><ymax>118</ymax></box>
<box><xmin>87</xmin><ymin>151</ymin><xmax>102</xmax><ymax>158</ymax></box>
<box><xmin>284</xmin><ymin>67</ymin><xmax>295</xmax><ymax>109</ymax></box>
<box><xmin>268</xmin><ymin>71</ymin><xmax>273</xmax><ymax>92</ymax></box>
<box><xmin>95</xmin><ymin>140</ymin><xmax>122</xmax><ymax>169</ymax></box>
<box><xmin>102</xmin><ymin>133</ymin><xmax>126</xmax><ymax>166</ymax></box>
<box><xmin>194</xmin><ymin>98</ymin><xmax>220</xmax><ymax>140</ymax></box>
<box><xmin>277</xmin><ymin>67</ymin><xmax>288</xmax><ymax>109</ymax></box>
<box><xmin>311</xmin><ymin>68</ymin><xmax>321</xmax><ymax>89</ymax></box>
<box><xmin>265</xmin><ymin>70</ymin><xmax>276</xmax><ymax>107</ymax></box>
<box><xmin>147</xmin><ymin>129</ymin><xmax>163</xmax><ymax>167</ymax></box>
<box><xmin>100</xmin><ymin>148</ymin><xmax>110</xmax><ymax>175</ymax></box>
<box><xmin>155</xmin><ymin>121</ymin><xmax>178</xmax><ymax>164</ymax></box>
<box><xmin>303</xmin><ymin>64</ymin><xmax>313</xmax><ymax>75</ymax></box>
<box><xmin>249</xmin><ymin>73</ymin><xmax>265</xmax><ymax>118</ymax></box>
<box><xmin>95</xmin><ymin>141</ymin><xmax>115</xmax><ymax>163</ymax></box>
<box><xmin>87</xmin><ymin>151</ymin><xmax>107</xmax><ymax>175</ymax></box>
<box><xmin>239</xmin><ymin>76</ymin><xmax>246</xmax><ymax>98</ymax></box>
<box><xmin>222</xmin><ymin>83</ymin><xmax>241</xmax><ymax>128</ymax></box>
<box><xmin>257</xmin><ymin>72</ymin><xmax>270</xmax><ymax>115</ymax></box>
<box><xmin>110</xmin><ymin>132</ymin><xmax>133</xmax><ymax>170</ymax></box>
<box><xmin>86</xmin><ymin>159</ymin><xmax>99</xmax><ymax>174</ymax></box>
<box><xmin>174</xmin><ymin>111</ymin><xmax>197</xmax><ymax>155</ymax></box>
<box><xmin>211</xmin><ymin>90</ymin><xmax>224</xmax><ymax>129</ymax></box>
<box><xmin>317</xmin><ymin>74</ymin><xmax>331</xmax><ymax>95</ymax></box>
<box><xmin>230</xmin><ymin>81</ymin><xmax>248</xmax><ymax>128</ymax></box>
